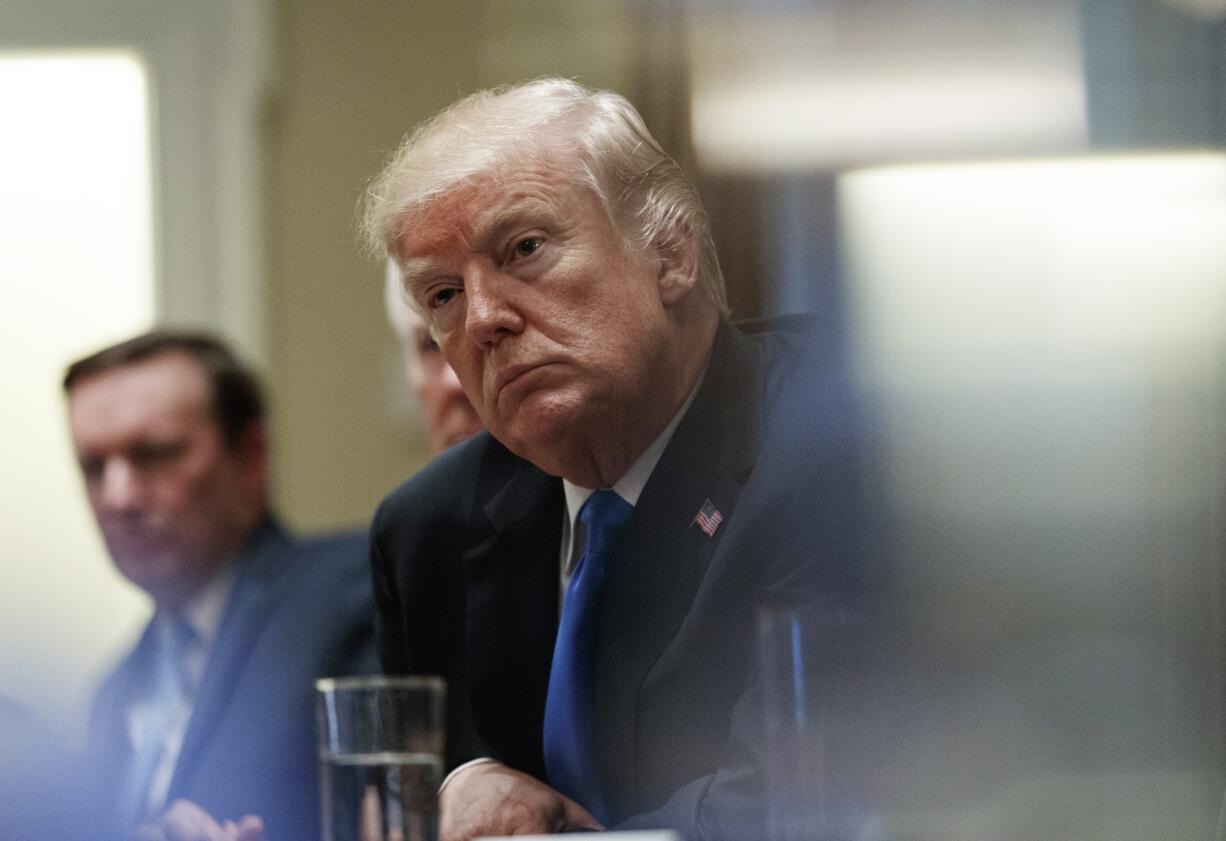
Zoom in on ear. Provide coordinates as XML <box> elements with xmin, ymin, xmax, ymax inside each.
<box><xmin>234</xmin><ymin>420</ymin><xmax>269</xmax><ymax>494</ymax></box>
<box><xmin>653</xmin><ymin>223</ymin><xmax>701</xmax><ymax>308</ymax></box>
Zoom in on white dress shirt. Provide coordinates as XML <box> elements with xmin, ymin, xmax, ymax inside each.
<box><xmin>126</xmin><ymin>563</ymin><xmax>235</xmax><ymax>816</ymax></box>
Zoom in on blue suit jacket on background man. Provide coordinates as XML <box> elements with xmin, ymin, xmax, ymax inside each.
<box><xmin>372</xmin><ymin>318</ymin><xmax>871</xmax><ymax>839</ymax></box>
<box><xmin>86</xmin><ymin>521</ymin><xmax>377</xmax><ymax>841</ymax></box>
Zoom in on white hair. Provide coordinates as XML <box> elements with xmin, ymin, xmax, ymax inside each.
<box><xmin>383</xmin><ymin>258</ymin><xmax>421</xmax><ymax>341</ymax></box>
<box><xmin>361</xmin><ymin>77</ymin><xmax>728</xmax><ymax>317</ymax></box>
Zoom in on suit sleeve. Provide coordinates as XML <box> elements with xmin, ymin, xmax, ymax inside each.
<box><xmin>615</xmin><ymin>601</ymin><xmax>881</xmax><ymax>841</ymax></box>
<box><xmin>614</xmin><ymin>684</ymin><xmax>768</xmax><ymax>840</ymax></box>
<box><xmin>370</xmin><ymin>497</ymin><xmax>409</xmax><ymax>676</ymax></box>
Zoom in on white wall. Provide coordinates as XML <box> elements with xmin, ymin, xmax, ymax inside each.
<box><xmin>0</xmin><ymin>0</ymin><xmax>270</xmax><ymax>741</ymax></box>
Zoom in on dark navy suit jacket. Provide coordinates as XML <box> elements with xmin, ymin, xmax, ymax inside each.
<box><xmin>371</xmin><ymin>319</ymin><xmax>871</xmax><ymax>840</ymax></box>
<box><xmin>86</xmin><ymin>521</ymin><xmax>378</xmax><ymax>841</ymax></box>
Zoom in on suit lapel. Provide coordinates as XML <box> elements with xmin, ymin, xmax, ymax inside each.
<box><xmin>594</xmin><ymin>324</ymin><xmax>769</xmax><ymax>804</ymax></box>
<box><xmin>168</xmin><ymin>523</ymin><xmax>294</xmax><ymax>795</ymax></box>
<box><xmin>461</xmin><ymin>453</ymin><xmax>562</xmax><ymax>776</ymax></box>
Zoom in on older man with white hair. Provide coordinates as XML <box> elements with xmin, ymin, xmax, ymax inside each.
<box><xmin>385</xmin><ymin>260</ymin><xmax>484</xmax><ymax>455</ymax></box>
<box><xmin>363</xmin><ymin>78</ymin><xmax>868</xmax><ymax>841</ymax></box>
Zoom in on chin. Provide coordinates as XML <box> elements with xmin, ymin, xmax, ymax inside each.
<box><xmin>116</xmin><ymin>553</ymin><xmax>186</xmax><ymax>596</ymax></box>
<box><xmin>500</xmin><ymin>419</ymin><xmax>581</xmax><ymax>468</ymax></box>
<box><xmin>493</xmin><ymin>388</ymin><xmax>590</xmax><ymax>455</ymax></box>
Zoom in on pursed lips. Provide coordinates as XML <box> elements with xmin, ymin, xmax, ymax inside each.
<box><xmin>491</xmin><ymin>360</ymin><xmax>558</xmax><ymax>403</ymax></box>
<box><xmin>103</xmin><ymin>516</ymin><xmax>165</xmax><ymax>543</ymax></box>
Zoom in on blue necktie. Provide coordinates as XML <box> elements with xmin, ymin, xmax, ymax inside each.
<box><xmin>118</xmin><ymin>616</ymin><xmax>195</xmax><ymax>828</ymax></box>
<box><xmin>543</xmin><ymin>489</ymin><xmax>634</xmax><ymax>822</ymax></box>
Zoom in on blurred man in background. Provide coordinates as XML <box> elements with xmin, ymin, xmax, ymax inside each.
<box><xmin>124</xmin><ymin>291</ymin><xmax>484</xmax><ymax>841</ymax></box>
<box><xmin>64</xmin><ymin>331</ymin><xmax>376</xmax><ymax>841</ymax></box>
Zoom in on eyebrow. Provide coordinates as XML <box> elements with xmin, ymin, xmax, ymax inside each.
<box><xmin>478</xmin><ymin>196</ymin><xmax>556</xmax><ymax>246</ymax></box>
<box><xmin>400</xmin><ymin>195</ymin><xmax>559</xmax><ymax>289</ymax></box>
<box><xmin>399</xmin><ymin>256</ymin><xmax>436</xmax><ymax>286</ymax></box>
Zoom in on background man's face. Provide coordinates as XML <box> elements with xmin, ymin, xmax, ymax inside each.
<box><xmin>406</xmin><ymin>321</ymin><xmax>484</xmax><ymax>453</ymax></box>
<box><xmin>398</xmin><ymin>157</ymin><xmax>676</xmax><ymax>468</ymax></box>
<box><xmin>67</xmin><ymin>352</ymin><xmax>263</xmax><ymax>607</ymax></box>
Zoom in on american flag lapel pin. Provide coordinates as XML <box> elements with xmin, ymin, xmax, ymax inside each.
<box><xmin>692</xmin><ymin>498</ymin><xmax>724</xmax><ymax>538</ymax></box>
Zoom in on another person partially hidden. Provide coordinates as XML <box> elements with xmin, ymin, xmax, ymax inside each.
<box><xmin>385</xmin><ymin>259</ymin><xmax>484</xmax><ymax>454</ymax></box>
<box><xmin>65</xmin><ymin>332</ymin><xmax>376</xmax><ymax>841</ymax></box>
<box><xmin>362</xmin><ymin>78</ymin><xmax>867</xmax><ymax>841</ymax></box>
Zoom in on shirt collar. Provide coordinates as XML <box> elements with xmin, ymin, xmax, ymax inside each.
<box><xmin>157</xmin><ymin>560</ymin><xmax>237</xmax><ymax>650</ymax></box>
<box><xmin>561</xmin><ymin>366</ymin><xmax>706</xmax><ymax>572</ymax></box>
<box><xmin>146</xmin><ymin>560</ymin><xmax>234</xmax><ymax>690</ymax></box>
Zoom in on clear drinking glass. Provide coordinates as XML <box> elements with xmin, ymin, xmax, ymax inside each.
<box><xmin>316</xmin><ymin>676</ymin><xmax>446</xmax><ymax>841</ymax></box>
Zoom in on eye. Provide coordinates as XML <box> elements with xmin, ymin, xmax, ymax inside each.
<box><xmin>511</xmin><ymin>236</ymin><xmax>542</xmax><ymax>260</ymax></box>
<box><xmin>428</xmin><ymin>287</ymin><xmax>460</xmax><ymax>310</ymax></box>
<box><xmin>129</xmin><ymin>440</ymin><xmax>188</xmax><ymax>469</ymax></box>
<box><xmin>79</xmin><ymin>456</ymin><xmax>103</xmax><ymax>483</ymax></box>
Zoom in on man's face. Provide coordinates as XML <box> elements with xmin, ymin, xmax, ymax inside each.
<box><xmin>67</xmin><ymin>352</ymin><xmax>264</xmax><ymax>607</ymax></box>
<box><xmin>397</xmin><ymin>157</ymin><xmax>677</xmax><ymax>472</ymax></box>
<box><xmin>405</xmin><ymin>321</ymin><xmax>484</xmax><ymax>454</ymax></box>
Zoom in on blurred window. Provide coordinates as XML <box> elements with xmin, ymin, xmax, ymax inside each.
<box><xmin>0</xmin><ymin>50</ymin><xmax>154</xmax><ymax>736</ymax></box>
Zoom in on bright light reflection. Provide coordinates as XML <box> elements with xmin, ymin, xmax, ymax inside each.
<box><xmin>840</xmin><ymin>154</ymin><xmax>1226</xmax><ymax>386</ymax></box>
<box><xmin>692</xmin><ymin>69</ymin><xmax>1087</xmax><ymax>170</ymax></box>
<box><xmin>0</xmin><ymin>51</ymin><xmax>155</xmax><ymax>738</ymax></box>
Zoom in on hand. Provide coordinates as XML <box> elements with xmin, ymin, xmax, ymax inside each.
<box><xmin>134</xmin><ymin>799</ymin><xmax>266</xmax><ymax>841</ymax></box>
<box><xmin>439</xmin><ymin>760</ymin><xmax>602</xmax><ymax>841</ymax></box>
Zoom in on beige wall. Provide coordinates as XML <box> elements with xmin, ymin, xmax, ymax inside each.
<box><xmin>264</xmin><ymin>0</ymin><xmax>479</xmax><ymax>531</ymax></box>
<box><xmin>262</xmin><ymin>0</ymin><xmax>654</xmax><ymax>531</ymax></box>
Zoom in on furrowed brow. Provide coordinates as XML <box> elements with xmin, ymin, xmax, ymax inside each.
<box><xmin>477</xmin><ymin>197</ymin><xmax>555</xmax><ymax>247</ymax></box>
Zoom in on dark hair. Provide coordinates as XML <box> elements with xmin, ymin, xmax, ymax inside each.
<box><xmin>63</xmin><ymin>330</ymin><xmax>265</xmax><ymax>449</ymax></box>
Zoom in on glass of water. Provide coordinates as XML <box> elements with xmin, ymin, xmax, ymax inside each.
<box><xmin>316</xmin><ymin>676</ymin><xmax>445</xmax><ymax>841</ymax></box>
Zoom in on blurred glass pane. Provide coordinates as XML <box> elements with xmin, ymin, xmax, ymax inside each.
<box><xmin>837</xmin><ymin>154</ymin><xmax>1226</xmax><ymax>839</ymax></box>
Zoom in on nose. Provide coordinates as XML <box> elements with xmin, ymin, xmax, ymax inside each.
<box><xmin>463</xmin><ymin>262</ymin><xmax>524</xmax><ymax>348</ymax></box>
<box><xmin>97</xmin><ymin>458</ymin><xmax>143</xmax><ymax>514</ymax></box>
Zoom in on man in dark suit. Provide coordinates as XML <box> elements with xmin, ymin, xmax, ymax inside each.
<box><xmin>64</xmin><ymin>331</ymin><xmax>377</xmax><ymax>841</ymax></box>
<box><xmin>362</xmin><ymin>78</ymin><xmax>866</xmax><ymax>841</ymax></box>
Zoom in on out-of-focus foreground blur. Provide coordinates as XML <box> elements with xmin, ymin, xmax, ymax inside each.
<box><xmin>1</xmin><ymin>1</ymin><xmax>1223</xmax><ymax>837</ymax></box>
